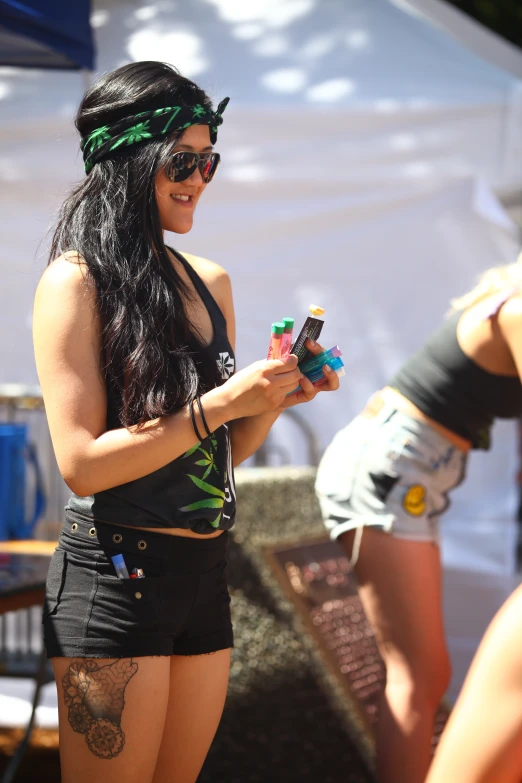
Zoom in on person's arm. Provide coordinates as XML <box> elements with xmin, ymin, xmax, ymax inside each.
<box><xmin>33</xmin><ymin>257</ymin><xmax>302</xmax><ymax>496</ymax></box>
<box><xmin>426</xmin><ymin>584</ymin><xmax>522</xmax><ymax>783</ymax></box>
<box><xmin>214</xmin><ymin>265</ymin><xmax>339</xmax><ymax>466</ymax></box>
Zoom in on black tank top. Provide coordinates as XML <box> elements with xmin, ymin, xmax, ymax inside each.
<box><xmin>389</xmin><ymin>306</ymin><xmax>522</xmax><ymax>450</ymax></box>
<box><xmin>67</xmin><ymin>250</ymin><xmax>237</xmax><ymax>534</ymax></box>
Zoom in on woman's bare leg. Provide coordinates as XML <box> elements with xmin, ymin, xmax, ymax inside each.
<box><xmin>152</xmin><ymin>648</ymin><xmax>231</xmax><ymax>783</ymax></box>
<box><xmin>53</xmin><ymin>655</ymin><xmax>171</xmax><ymax>783</ymax></box>
<box><xmin>340</xmin><ymin>528</ymin><xmax>450</xmax><ymax>783</ymax></box>
<box><xmin>426</xmin><ymin>583</ymin><xmax>522</xmax><ymax>783</ymax></box>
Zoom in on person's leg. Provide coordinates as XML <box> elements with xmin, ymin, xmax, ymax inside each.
<box><xmin>53</xmin><ymin>655</ymin><xmax>171</xmax><ymax>783</ymax></box>
<box><xmin>426</xmin><ymin>583</ymin><xmax>522</xmax><ymax>783</ymax></box>
<box><xmin>152</xmin><ymin>648</ymin><xmax>231</xmax><ymax>783</ymax></box>
<box><xmin>340</xmin><ymin>528</ymin><xmax>450</xmax><ymax>783</ymax></box>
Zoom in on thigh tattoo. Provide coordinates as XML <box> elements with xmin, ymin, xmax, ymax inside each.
<box><xmin>62</xmin><ymin>658</ymin><xmax>138</xmax><ymax>759</ymax></box>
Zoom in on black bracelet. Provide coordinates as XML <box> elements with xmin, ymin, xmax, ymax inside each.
<box><xmin>195</xmin><ymin>394</ymin><xmax>212</xmax><ymax>438</ymax></box>
<box><xmin>189</xmin><ymin>398</ymin><xmax>204</xmax><ymax>442</ymax></box>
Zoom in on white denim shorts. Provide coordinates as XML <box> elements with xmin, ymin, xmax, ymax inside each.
<box><xmin>315</xmin><ymin>398</ymin><xmax>468</xmax><ymax>559</ymax></box>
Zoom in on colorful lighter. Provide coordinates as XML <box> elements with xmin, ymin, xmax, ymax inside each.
<box><xmin>267</xmin><ymin>322</ymin><xmax>285</xmax><ymax>360</ymax></box>
<box><xmin>286</xmin><ymin>362</ymin><xmax>345</xmax><ymax>396</ymax></box>
<box><xmin>111</xmin><ymin>554</ymin><xmax>130</xmax><ymax>579</ymax></box>
<box><xmin>299</xmin><ymin>346</ymin><xmax>342</xmax><ymax>376</ymax></box>
<box><xmin>280</xmin><ymin>318</ymin><xmax>295</xmax><ymax>360</ymax></box>
<box><xmin>291</xmin><ymin>304</ymin><xmax>325</xmax><ymax>364</ymax></box>
<box><xmin>312</xmin><ymin>367</ymin><xmax>346</xmax><ymax>388</ymax></box>
<box><xmin>302</xmin><ymin>355</ymin><xmax>344</xmax><ymax>384</ymax></box>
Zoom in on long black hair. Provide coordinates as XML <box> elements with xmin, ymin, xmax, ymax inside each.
<box><xmin>49</xmin><ymin>61</ymin><xmax>214</xmax><ymax>427</ymax></box>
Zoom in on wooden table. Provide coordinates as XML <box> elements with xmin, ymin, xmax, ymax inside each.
<box><xmin>0</xmin><ymin>541</ymin><xmax>56</xmax><ymax>783</ymax></box>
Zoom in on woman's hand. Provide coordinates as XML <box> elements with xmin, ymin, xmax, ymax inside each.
<box><xmin>218</xmin><ymin>355</ymin><xmax>303</xmax><ymax>420</ymax></box>
<box><xmin>279</xmin><ymin>339</ymin><xmax>340</xmax><ymax>409</ymax></box>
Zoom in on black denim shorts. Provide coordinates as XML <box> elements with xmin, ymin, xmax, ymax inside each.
<box><xmin>43</xmin><ymin>514</ymin><xmax>233</xmax><ymax>659</ymax></box>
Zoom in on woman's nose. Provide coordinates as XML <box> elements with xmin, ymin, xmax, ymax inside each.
<box><xmin>185</xmin><ymin>164</ymin><xmax>204</xmax><ymax>186</ymax></box>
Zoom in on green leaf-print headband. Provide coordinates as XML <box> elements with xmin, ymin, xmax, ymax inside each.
<box><xmin>81</xmin><ymin>97</ymin><xmax>230</xmax><ymax>174</ymax></box>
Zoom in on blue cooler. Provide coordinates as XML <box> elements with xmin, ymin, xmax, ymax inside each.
<box><xmin>0</xmin><ymin>423</ymin><xmax>46</xmax><ymax>540</ymax></box>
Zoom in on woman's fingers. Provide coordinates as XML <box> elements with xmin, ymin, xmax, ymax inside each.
<box><xmin>273</xmin><ymin>337</ymin><xmax>341</xmax><ymax>408</ymax></box>
<box><xmin>297</xmin><ymin>373</ymin><xmax>318</xmax><ymax>401</ymax></box>
<box><xmin>270</xmin><ymin>355</ymin><xmax>298</xmax><ymax>374</ymax></box>
<box><xmin>278</xmin><ymin>369</ymin><xmax>303</xmax><ymax>391</ymax></box>
<box><xmin>321</xmin><ymin>363</ymin><xmax>340</xmax><ymax>391</ymax></box>
<box><xmin>304</xmin><ymin>338</ymin><xmax>325</xmax><ymax>355</ymax></box>
<box><xmin>305</xmin><ymin>338</ymin><xmax>341</xmax><ymax>392</ymax></box>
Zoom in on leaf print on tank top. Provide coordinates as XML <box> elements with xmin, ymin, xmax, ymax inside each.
<box><xmin>180</xmin><ymin>424</ymin><xmax>234</xmax><ymax>529</ymax></box>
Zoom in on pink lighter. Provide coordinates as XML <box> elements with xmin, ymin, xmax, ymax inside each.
<box><xmin>266</xmin><ymin>322</ymin><xmax>285</xmax><ymax>360</ymax></box>
<box><xmin>280</xmin><ymin>317</ymin><xmax>295</xmax><ymax>360</ymax></box>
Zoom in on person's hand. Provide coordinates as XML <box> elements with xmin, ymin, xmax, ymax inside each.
<box><xmin>279</xmin><ymin>339</ymin><xmax>340</xmax><ymax>410</ymax></box>
<box><xmin>218</xmin><ymin>355</ymin><xmax>303</xmax><ymax>420</ymax></box>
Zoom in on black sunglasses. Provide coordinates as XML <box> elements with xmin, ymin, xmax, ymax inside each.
<box><xmin>165</xmin><ymin>151</ymin><xmax>221</xmax><ymax>184</ymax></box>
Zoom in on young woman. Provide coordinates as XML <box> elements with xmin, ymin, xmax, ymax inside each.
<box><xmin>33</xmin><ymin>61</ymin><xmax>339</xmax><ymax>783</ymax></box>
<box><xmin>315</xmin><ymin>258</ymin><xmax>522</xmax><ymax>783</ymax></box>
<box><xmin>425</xmin><ymin>582</ymin><xmax>522</xmax><ymax>783</ymax></box>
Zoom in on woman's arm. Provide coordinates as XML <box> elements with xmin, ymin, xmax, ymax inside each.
<box><xmin>425</xmin><ymin>584</ymin><xmax>522</xmax><ymax>783</ymax></box>
<box><xmin>33</xmin><ymin>257</ymin><xmax>301</xmax><ymax>496</ymax></box>
<box><xmin>209</xmin><ymin>262</ymin><xmax>275</xmax><ymax>464</ymax></box>
<box><xmin>230</xmin><ymin>409</ymin><xmax>281</xmax><ymax>466</ymax></box>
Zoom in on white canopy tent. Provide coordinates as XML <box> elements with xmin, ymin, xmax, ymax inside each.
<box><xmin>1</xmin><ymin>0</ymin><xmax>522</xmax><ymax>706</ymax></box>
<box><xmin>1</xmin><ymin>0</ymin><xmax>521</xmax><ymax>459</ymax></box>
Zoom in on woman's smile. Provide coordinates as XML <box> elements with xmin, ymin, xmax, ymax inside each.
<box><xmin>171</xmin><ymin>192</ymin><xmax>195</xmax><ymax>208</ymax></box>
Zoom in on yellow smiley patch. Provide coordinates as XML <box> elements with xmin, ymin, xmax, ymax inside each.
<box><xmin>403</xmin><ymin>485</ymin><xmax>426</xmax><ymax>516</ymax></box>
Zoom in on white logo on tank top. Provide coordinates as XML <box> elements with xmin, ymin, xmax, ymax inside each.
<box><xmin>216</xmin><ymin>352</ymin><xmax>235</xmax><ymax>380</ymax></box>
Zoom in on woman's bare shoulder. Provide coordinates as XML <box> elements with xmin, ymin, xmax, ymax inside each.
<box><xmin>181</xmin><ymin>251</ymin><xmax>229</xmax><ymax>285</ymax></box>
<box><xmin>37</xmin><ymin>251</ymin><xmax>91</xmax><ymax>290</ymax></box>
<box><xmin>180</xmin><ymin>251</ymin><xmax>235</xmax><ymax>344</ymax></box>
<box><xmin>180</xmin><ymin>251</ymin><xmax>232</xmax><ymax>311</ymax></box>
<box><xmin>35</xmin><ymin>252</ymin><xmax>96</xmax><ymax>305</ymax></box>
<box><xmin>34</xmin><ymin>252</ymin><xmax>99</xmax><ymax>337</ymax></box>
<box><xmin>496</xmin><ymin>290</ymin><xmax>522</xmax><ymax>341</ymax></box>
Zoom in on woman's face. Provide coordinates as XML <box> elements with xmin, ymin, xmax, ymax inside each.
<box><xmin>155</xmin><ymin>124</ymin><xmax>213</xmax><ymax>234</ymax></box>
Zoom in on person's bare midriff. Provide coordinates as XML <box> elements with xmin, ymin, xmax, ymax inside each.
<box><xmin>362</xmin><ymin>387</ymin><xmax>472</xmax><ymax>453</ymax></box>
<box><xmin>100</xmin><ymin>520</ymin><xmax>225</xmax><ymax>538</ymax></box>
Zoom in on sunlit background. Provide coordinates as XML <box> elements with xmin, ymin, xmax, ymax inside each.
<box><xmin>0</xmin><ymin>0</ymin><xmax>522</xmax><ymax>777</ymax></box>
